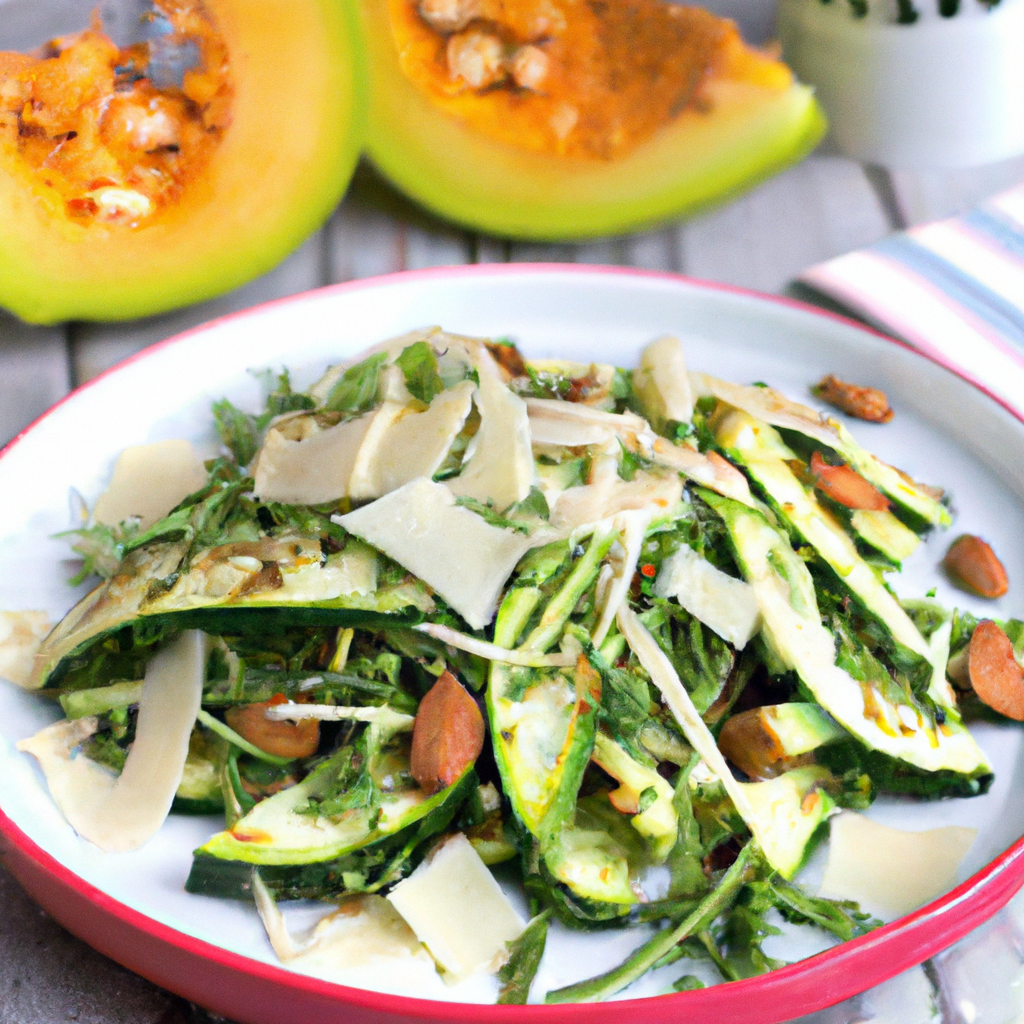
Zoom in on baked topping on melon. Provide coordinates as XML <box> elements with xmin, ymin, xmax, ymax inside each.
<box><xmin>0</xmin><ymin>0</ymin><xmax>232</xmax><ymax>227</ymax></box>
<box><xmin>392</xmin><ymin>0</ymin><xmax>795</xmax><ymax>160</ymax></box>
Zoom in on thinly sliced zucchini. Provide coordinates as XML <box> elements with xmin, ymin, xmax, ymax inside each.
<box><xmin>31</xmin><ymin>538</ymin><xmax>431</xmax><ymax>690</ymax></box>
<box><xmin>714</xmin><ymin>411</ymin><xmax>933</xmax><ymax>665</ymax></box>
<box><xmin>617</xmin><ymin>604</ymin><xmax>836</xmax><ymax>879</ymax></box>
<box><xmin>699</xmin><ymin>490</ymin><xmax>991</xmax><ymax>788</ymax></box>
<box><xmin>198</xmin><ymin>748</ymin><xmax>474</xmax><ymax>866</ymax></box>
<box><xmin>488</xmin><ymin>529</ymin><xmax>640</xmax><ymax>909</ymax></box>
<box><xmin>693</xmin><ymin>374</ymin><xmax>951</xmax><ymax>528</ymax></box>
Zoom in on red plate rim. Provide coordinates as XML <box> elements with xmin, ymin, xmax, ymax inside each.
<box><xmin>2</xmin><ymin>262</ymin><xmax>1022</xmax><ymax>1024</ymax></box>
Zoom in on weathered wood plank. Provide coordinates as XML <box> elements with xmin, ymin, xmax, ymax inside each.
<box><xmin>327</xmin><ymin>165</ymin><xmax>473</xmax><ymax>281</ymax></box>
<box><xmin>69</xmin><ymin>233</ymin><xmax>326</xmax><ymax>386</ymax></box>
<box><xmin>0</xmin><ymin>315</ymin><xmax>71</xmax><ymax>447</ymax></box>
<box><xmin>676</xmin><ymin>154</ymin><xmax>893</xmax><ymax>293</ymax></box>
<box><xmin>885</xmin><ymin>153</ymin><xmax>1024</xmax><ymax>227</ymax></box>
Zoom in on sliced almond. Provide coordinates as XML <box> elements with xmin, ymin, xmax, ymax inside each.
<box><xmin>410</xmin><ymin>670</ymin><xmax>485</xmax><ymax>794</ymax></box>
<box><xmin>944</xmin><ymin>535</ymin><xmax>1009</xmax><ymax>599</ymax></box>
<box><xmin>968</xmin><ymin>620</ymin><xmax>1024</xmax><ymax>720</ymax></box>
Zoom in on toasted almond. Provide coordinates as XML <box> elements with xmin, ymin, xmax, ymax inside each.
<box><xmin>944</xmin><ymin>535</ymin><xmax>1009</xmax><ymax>599</ymax></box>
<box><xmin>968</xmin><ymin>620</ymin><xmax>1024</xmax><ymax>721</ymax></box>
<box><xmin>410</xmin><ymin>670</ymin><xmax>485</xmax><ymax>794</ymax></box>
<box><xmin>813</xmin><ymin>374</ymin><xmax>894</xmax><ymax>423</ymax></box>
<box><xmin>810</xmin><ymin>451</ymin><xmax>890</xmax><ymax>511</ymax></box>
<box><xmin>225</xmin><ymin>702</ymin><xmax>320</xmax><ymax>760</ymax></box>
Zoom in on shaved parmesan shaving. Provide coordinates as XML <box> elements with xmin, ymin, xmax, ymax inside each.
<box><xmin>634</xmin><ymin>335</ymin><xmax>694</xmax><ymax>430</ymax></box>
<box><xmin>337</xmin><ymin>478</ymin><xmax>542</xmax><ymax>629</ymax></box>
<box><xmin>649</xmin><ymin>437</ymin><xmax>754</xmax><ymax>505</ymax></box>
<box><xmin>414</xmin><ymin>622</ymin><xmax>576</xmax><ymax>667</ymax></box>
<box><xmin>253</xmin><ymin>413</ymin><xmax>375</xmax><ymax>505</ymax></box>
<box><xmin>820</xmin><ymin>812</ymin><xmax>977</xmax><ymax>918</ymax></box>
<box><xmin>551</xmin><ymin>470</ymin><xmax>682</xmax><ymax>532</ymax></box>
<box><xmin>593</xmin><ymin>509</ymin><xmax>655</xmax><ymax>646</ymax></box>
<box><xmin>654</xmin><ymin>545</ymin><xmax>761</xmax><ymax>649</ymax></box>
<box><xmin>618</xmin><ymin>605</ymin><xmax>817</xmax><ymax>878</ymax></box>
<box><xmin>690</xmin><ymin>372</ymin><xmax>947</xmax><ymax>524</ymax></box>
<box><xmin>18</xmin><ymin>631</ymin><xmax>204</xmax><ymax>851</ymax></box>
<box><xmin>254</xmin><ymin>875</ymin><xmax>429</xmax><ymax>971</ymax></box>
<box><xmin>266</xmin><ymin>703</ymin><xmax>415</xmax><ymax>732</ymax></box>
<box><xmin>351</xmin><ymin>381</ymin><xmax>475</xmax><ymax>499</ymax></box>
<box><xmin>526</xmin><ymin>398</ymin><xmax>650</xmax><ymax>450</ymax></box>
<box><xmin>691</xmin><ymin>372</ymin><xmax>836</xmax><ymax>445</ymax></box>
<box><xmin>0</xmin><ymin>610</ymin><xmax>51</xmax><ymax>689</ymax></box>
<box><xmin>93</xmin><ymin>440</ymin><xmax>207</xmax><ymax>529</ymax></box>
<box><xmin>386</xmin><ymin>833</ymin><xmax>525</xmax><ymax>982</ymax></box>
<box><xmin>448</xmin><ymin>353</ymin><xmax>533</xmax><ymax>510</ymax></box>
<box><xmin>618</xmin><ymin>606</ymin><xmax>758</xmax><ymax>827</ymax></box>
<box><xmin>308</xmin><ymin>329</ymin><xmax>482</xmax><ymax>406</ymax></box>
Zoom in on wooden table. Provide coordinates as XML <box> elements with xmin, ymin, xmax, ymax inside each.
<box><xmin>4</xmin><ymin>2</ymin><xmax>1024</xmax><ymax>1021</ymax></box>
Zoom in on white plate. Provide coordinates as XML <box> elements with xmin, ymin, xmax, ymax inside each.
<box><xmin>2</xmin><ymin>266</ymin><xmax>1023</xmax><ymax>1021</ymax></box>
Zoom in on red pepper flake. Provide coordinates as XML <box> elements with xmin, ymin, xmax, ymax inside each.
<box><xmin>640</xmin><ymin>563</ymin><xmax>657</xmax><ymax>578</ymax></box>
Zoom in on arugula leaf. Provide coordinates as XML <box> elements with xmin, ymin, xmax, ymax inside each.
<box><xmin>59</xmin><ymin>518</ymin><xmax>141</xmax><ymax>583</ymax></box>
<box><xmin>507</xmin><ymin>486</ymin><xmax>551</xmax><ymax>522</ymax></box>
<box><xmin>497</xmin><ymin>911</ymin><xmax>551</xmax><ymax>1004</ymax></box>
<box><xmin>454</xmin><ymin>495</ymin><xmax>533</xmax><ymax>534</ymax></box>
<box><xmin>257</xmin><ymin>369</ymin><xmax>315</xmax><ymax>425</ymax></box>
<box><xmin>212</xmin><ymin>398</ymin><xmax>260</xmax><ymax>467</ymax></box>
<box><xmin>642</xmin><ymin>602</ymin><xmax>735</xmax><ymax>716</ymax></box>
<box><xmin>717</xmin><ymin>886</ymin><xmax>785</xmax><ymax>979</ymax></box>
<box><xmin>672</xmin><ymin>975</ymin><xmax>705</xmax><ymax>992</ymax></box>
<box><xmin>323</xmin><ymin>351</ymin><xmax>387</xmax><ymax>415</ymax></box>
<box><xmin>617</xmin><ymin>439</ymin><xmax>654</xmax><ymax>482</ymax></box>
<box><xmin>396</xmin><ymin>341</ymin><xmax>444</xmax><ymax>405</ymax></box>
<box><xmin>667</xmin><ymin>754</ymin><xmax>711</xmax><ymax>900</ymax></box>
<box><xmin>764</xmin><ymin>876</ymin><xmax>878</xmax><ymax>942</ymax></box>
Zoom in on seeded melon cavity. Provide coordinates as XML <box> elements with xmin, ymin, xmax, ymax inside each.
<box><xmin>0</xmin><ymin>0</ymin><xmax>364</xmax><ymax>324</ymax></box>
<box><xmin>360</xmin><ymin>0</ymin><xmax>826</xmax><ymax>239</ymax></box>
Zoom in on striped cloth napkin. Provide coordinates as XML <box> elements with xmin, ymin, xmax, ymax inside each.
<box><xmin>799</xmin><ymin>185</ymin><xmax>1024</xmax><ymax>411</ymax></box>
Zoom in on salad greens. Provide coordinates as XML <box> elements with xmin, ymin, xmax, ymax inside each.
<box><xmin>8</xmin><ymin>327</ymin><xmax>1006</xmax><ymax>1002</ymax></box>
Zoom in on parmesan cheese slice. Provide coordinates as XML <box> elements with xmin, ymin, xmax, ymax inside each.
<box><xmin>253</xmin><ymin>413</ymin><xmax>376</xmax><ymax>505</ymax></box>
<box><xmin>337</xmin><ymin>477</ymin><xmax>540</xmax><ymax>629</ymax></box>
<box><xmin>447</xmin><ymin>354</ymin><xmax>533</xmax><ymax>511</ymax></box>
<box><xmin>654</xmin><ymin>544</ymin><xmax>761</xmax><ymax>649</ymax></box>
<box><xmin>17</xmin><ymin>630</ymin><xmax>205</xmax><ymax>852</ymax></box>
<box><xmin>253</xmin><ymin>877</ymin><xmax>429</xmax><ymax>971</ymax></box>
<box><xmin>593</xmin><ymin>508</ymin><xmax>655</xmax><ymax>646</ymax></box>
<box><xmin>633</xmin><ymin>335</ymin><xmax>694</xmax><ymax>430</ymax></box>
<box><xmin>386</xmin><ymin>833</ymin><xmax>525</xmax><ymax>982</ymax></box>
<box><xmin>820</xmin><ymin>811</ymin><xmax>977</xmax><ymax>918</ymax></box>
<box><xmin>0</xmin><ymin>610</ymin><xmax>51</xmax><ymax>689</ymax></box>
<box><xmin>526</xmin><ymin>398</ymin><xmax>649</xmax><ymax>449</ymax></box>
<box><xmin>92</xmin><ymin>440</ymin><xmax>207</xmax><ymax>529</ymax></box>
<box><xmin>349</xmin><ymin>381</ymin><xmax>475</xmax><ymax>500</ymax></box>
<box><xmin>649</xmin><ymin>437</ymin><xmax>755</xmax><ymax>506</ymax></box>
<box><xmin>551</xmin><ymin>470</ymin><xmax>682</xmax><ymax>532</ymax></box>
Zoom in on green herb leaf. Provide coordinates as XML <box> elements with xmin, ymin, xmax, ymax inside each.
<box><xmin>455</xmin><ymin>496</ymin><xmax>533</xmax><ymax>534</ymax></box>
<box><xmin>396</xmin><ymin>341</ymin><xmax>444</xmax><ymax>405</ymax></box>
<box><xmin>497</xmin><ymin>910</ymin><xmax>551</xmax><ymax>1004</ymax></box>
<box><xmin>212</xmin><ymin>398</ymin><xmax>260</xmax><ymax>466</ymax></box>
<box><xmin>58</xmin><ymin>519</ymin><xmax>140</xmax><ymax>583</ymax></box>
<box><xmin>507</xmin><ymin>486</ymin><xmax>551</xmax><ymax>522</ymax></box>
<box><xmin>256</xmin><ymin>368</ymin><xmax>316</xmax><ymax>426</ymax></box>
<box><xmin>672</xmin><ymin>975</ymin><xmax>705</xmax><ymax>992</ymax></box>
<box><xmin>324</xmin><ymin>351</ymin><xmax>388</xmax><ymax>415</ymax></box>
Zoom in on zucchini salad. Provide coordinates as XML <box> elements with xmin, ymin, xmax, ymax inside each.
<box><xmin>3</xmin><ymin>328</ymin><xmax>1020</xmax><ymax>1003</ymax></box>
